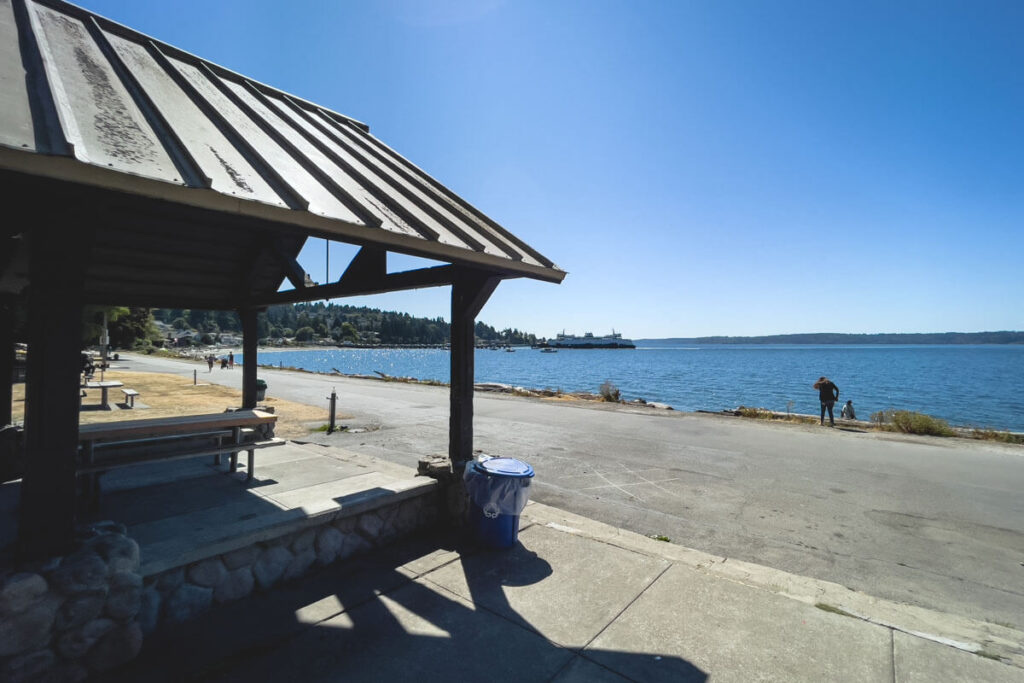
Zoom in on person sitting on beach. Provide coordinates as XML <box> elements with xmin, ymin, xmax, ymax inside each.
<box><xmin>813</xmin><ymin>376</ymin><xmax>840</xmax><ymax>426</ymax></box>
<box><xmin>841</xmin><ymin>400</ymin><xmax>856</xmax><ymax>420</ymax></box>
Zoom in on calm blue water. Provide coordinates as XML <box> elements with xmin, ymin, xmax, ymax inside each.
<box><xmin>240</xmin><ymin>345</ymin><xmax>1024</xmax><ymax>432</ymax></box>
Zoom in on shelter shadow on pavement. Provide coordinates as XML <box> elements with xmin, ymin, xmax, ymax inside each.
<box><xmin>110</xmin><ymin>526</ymin><xmax>708</xmax><ymax>683</ymax></box>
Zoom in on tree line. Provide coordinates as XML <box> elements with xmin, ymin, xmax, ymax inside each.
<box><xmin>146</xmin><ymin>303</ymin><xmax>539</xmax><ymax>347</ymax></box>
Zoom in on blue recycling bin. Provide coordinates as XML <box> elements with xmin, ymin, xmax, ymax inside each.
<box><xmin>464</xmin><ymin>458</ymin><xmax>535</xmax><ymax>548</ymax></box>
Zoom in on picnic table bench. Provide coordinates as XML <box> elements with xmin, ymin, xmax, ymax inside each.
<box><xmin>121</xmin><ymin>388</ymin><xmax>140</xmax><ymax>408</ymax></box>
<box><xmin>80</xmin><ymin>380</ymin><xmax>124</xmax><ymax>410</ymax></box>
<box><xmin>76</xmin><ymin>410</ymin><xmax>283</xmax><ymax>504</ymax></box>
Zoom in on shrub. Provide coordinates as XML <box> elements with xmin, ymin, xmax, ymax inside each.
<box><xmin>870</xmin><ymin>409</ymin><xmax>890</xmax><ymax>428</ymax></box>
<box><xmin>871</xmin><ymin>410</ymin><xmax>955</xmax><ymax>437</ymax></box>
<box><xmin>598</xmin><ymin>381</ymin><xmax>621</xmax><ymax>402</ymax></box>
<box><xmin>132</xmin><ymin>339</ymin><xmax>156</xmax><ymax>354</ymax></box>
<box><xmin>737</xmin><ymin>406</ymin><xmax>773</xmax><ymax>420</ymax></box>
<box><xmin>970</xmin><ymin>428</ymin><xmax>1024</xmax><ymax>445</ymax></box>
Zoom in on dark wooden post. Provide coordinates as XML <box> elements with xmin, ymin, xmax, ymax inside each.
<box><xmin>0</xmin><ymin>297</ymin><xmax>14</xmax><ymax>426</ymax></box>
<box><xmin>449</xmin><ymin>271</ymin><xmax>500</xmax><ymax>466</ymax></box>
<box><xmin>240</xmin><ymin>307</ymin><xmax>259</xmax><ymax>409</ymax></box>
<box><xmin>18</xmin><ymin>231</ymin><xmax>88</xmax><ymax>559</ymax></box>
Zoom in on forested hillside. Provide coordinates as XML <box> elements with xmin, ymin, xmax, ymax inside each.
<box><xmin>151</xmin><ymin>303</ymin><xmax>538</xmax><ymax>347</ymax></box>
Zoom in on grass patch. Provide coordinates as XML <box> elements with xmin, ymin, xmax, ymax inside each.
<box><xmin>815</xmin><ymin>603</ymin><xmax>856</xmax><ymax>618</ymax></box>
<box><xmin>650</xmin><ymin>534</ymin><xmax>671</xmax><ymax>542</ymax></box>
<box><xmin>12</xmin><ymin>368</ymin><xmax>336</xmax><ymax>439</ymax></box>
<box><xmin>871</xmin><ymin>410</ymin><xmax>955</xmax><ymax>437</ymax></box>
<box><xmin>735</xmin><ymin>407</ymin><xmax>817</xmax><ymax>425</ymax></box>
<box><xmin>312</xmin><ymin>423</ymin><xmax>348</xmax><ymax>433</ymax></box>
<box><xmin>970</xmin><ymin>428</ymin><xmax>1024</xmax><ymax>445</ymax></box>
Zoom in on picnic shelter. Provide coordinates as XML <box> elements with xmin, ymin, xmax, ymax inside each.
<box><xmin>0</xmin><ymin>0</ymin><xmax>564</xmax><ymax>560</ymax></box>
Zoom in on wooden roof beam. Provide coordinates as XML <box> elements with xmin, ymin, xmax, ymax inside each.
<box><xmin>248</xmin><ymin>263</ymin><xmax>469</xmax><ymax>307</ymax></box>
<box><xmin>268</xmin><ymin>239</ymin><xmax>309</xmax><ymax>290</ymax></box>
<box><xmin>338</xmin><ymin>246</ymin><xmax>386</xmax><ymax>285</ymax></box>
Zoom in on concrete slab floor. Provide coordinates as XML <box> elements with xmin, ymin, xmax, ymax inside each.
<box><xmin>210</xmin><ymin>578</ymin><xmax>576</xmax><ymax>683</ymax></box>
<box><xmin>585</xmin><ymin>563</ymin><xmax>894</xmax><ymax>682</ymax></box>
<box><xmin>893</xmin><ymin>631</ymin><xmax>1024</xmax><ymax>683</ymax></box>
<box><xmin>424</xmin><ymin>522</ymin><xmax>670</xmax><ymax>649</ymax></box>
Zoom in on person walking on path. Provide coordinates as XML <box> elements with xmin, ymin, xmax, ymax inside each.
<box><xmin>841</xmin><ymin>400</ymin><xmax>856</xmax><ymax>420</ymax></box>
<box><xmin>814</xmin><ymin>376</ymin><xmax>840</xmax><ymax>426</ymax></box>
<box><xmin>228</xmin><ymin>351</ymin><xmax>234</xmax><ymax>369</ymax></box>
<box><xmin>207</xmin><ymin>354</ymin><xmax>214</xmax><ymax>372</ymax></box>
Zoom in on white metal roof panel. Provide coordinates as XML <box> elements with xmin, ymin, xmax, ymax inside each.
<box><xmin>0</xmin><ymin>0</ymin><xmax>35</xmax><ymax>151</ymax></box>
<box><xmin>267</xmin><ymin>96</ymin><xmax>520</xmax><ymax>259</ymax></box>
<box><xmin>0</xmin><ymin>0</ymin><xmax>564</xmax><ymax>283</ymax></box>
<box><xmin>168</xmin><ymin>56</ymin><xmax>364</xmax><ymax>223</ymax></box>
<box><xmin>104</xmin><ymin>32</ymin><xmax>284</xmax><ymax>206</ymax></box>
<box><xmin>332</xmin><ymin>118</ymin><xmax>555</xmax><ymax>269</ymax></box>
<box><xmin>28</xmin><ymin>2</ymin><xmax>179</xmax><ymax>180</ymax></box>
<box><xmin>220</xmin><ymin>78</ymin><xmax>428</xmax><ymax>240</ymax></box>
<box><xmin>256</xmin><ymin>88</ymin><xmax>500</xmax><ymax>251</ymax></box>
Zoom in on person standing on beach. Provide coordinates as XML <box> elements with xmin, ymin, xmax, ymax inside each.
<box><xmin>813</xmin><ymin>376</ymin><xmax>840</xmax><ymax>426</ymax></box>
<box><xmin>207</xmin><ymin>354</ymin><xmax>214</xmax><ymax>372</ymax></box>
<box><xmin>228</xmin><ymin>351</ymin><xmax>234</xmax><ymax>369</ymax></box>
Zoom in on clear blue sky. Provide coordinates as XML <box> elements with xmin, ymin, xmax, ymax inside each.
<box><xmin>84</xmin><ymin>0</ymin><xmax>1023</xmax><ymax>338</ymax></box>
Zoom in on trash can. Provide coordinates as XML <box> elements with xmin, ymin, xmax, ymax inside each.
<box><xmin>255</xmin><ymin>378</ymin><xmax>267</xmax><ymax>402</ymax></box>
<box><xmin>463</xmin><ymin>457</ymin><xmax>534</xmax><ymax>548</ymax></box>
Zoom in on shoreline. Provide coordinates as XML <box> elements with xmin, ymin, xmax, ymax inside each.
<box><xmin>148</xmin><ymin>348</ymin><xmax>1024</xmax><ymax>439</ymax></box>
<box><xmin>254</xmin><ymin>362</ymin><xmax>1023</xmax><ymax>442</ymax></box>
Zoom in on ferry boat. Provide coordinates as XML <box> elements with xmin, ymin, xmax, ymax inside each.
<box><xmin>542</xmin><ymin>330</ymin><xmax>635</xmax><ymax>349</ymax></box>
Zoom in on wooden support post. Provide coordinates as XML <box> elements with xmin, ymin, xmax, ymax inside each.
<box><xmin>240</xmin><ymin>307</ymin><xmax>259</xmax><ymax>409</ymax></box>
<box><xmin>18</xmin><ymin>230</ymin><xmax>88</xmax><ymax>559</ymax></box>
<box><xmin>0</xmin><ymin>297</ymin><xmax>13</xmax><ymax>426</ymax></box>
<box><xmin>449</xmin><ymin>271</ymin><xmax>500</xmax><ymax>467</ymax></box>
<box><xmin>328</xmin><ymin>388</ymin><xmax>337</xmax><ymax>434</ymax></box>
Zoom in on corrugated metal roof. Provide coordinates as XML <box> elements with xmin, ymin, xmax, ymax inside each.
<box><xmin>0</xmin><ymin>0</ymin><xmax>564</xmax><ymax>283</ymax></box>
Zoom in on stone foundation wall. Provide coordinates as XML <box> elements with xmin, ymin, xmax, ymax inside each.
<box><xmin>1</xmin><ymin>487</ymin><xmax>440</xmax><ymax>681</ymax></box>
<box><xmin>0</xmin><ymin>522</ymin><xmax>143</xmax><ymax>683</ymax></box>
<box><xmin>140</xmin><ymin>490</ymin><xmax>439</xmax><ymax>632</ymax></box>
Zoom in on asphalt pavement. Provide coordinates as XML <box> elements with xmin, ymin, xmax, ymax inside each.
<box><xmin>121</xmin><ymin>352</ymin><xmax>1024</xmax><ymax>630</ymax></box>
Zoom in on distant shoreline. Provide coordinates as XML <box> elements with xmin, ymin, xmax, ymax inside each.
<box><xmin>637</xmin><ymin>331</ymin><xmax>1024</xmax><ymax>346</ymax></box>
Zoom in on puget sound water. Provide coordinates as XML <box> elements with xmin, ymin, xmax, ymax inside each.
<box><xmin>240</xmin><ymin>344</ymin><xmax>1024</xmax><ymax>433</ymax></box>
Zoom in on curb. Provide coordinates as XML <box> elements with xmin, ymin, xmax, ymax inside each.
<box><xmin>521</xmin><ymin>501</ymin><xmax>1024</xmax><ymax>669</ymax></box>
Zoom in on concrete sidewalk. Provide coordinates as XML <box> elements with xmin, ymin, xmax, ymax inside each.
<box><xmin>109</xmin><ymin>500</ymin><xmax>1023</xmax><ymax>682</ymax></box>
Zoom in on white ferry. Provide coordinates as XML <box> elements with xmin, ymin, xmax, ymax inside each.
<box><xmin>544</xmin><ymin>330</ymin><xmax>635</xmax><ymax>349</ymax></box>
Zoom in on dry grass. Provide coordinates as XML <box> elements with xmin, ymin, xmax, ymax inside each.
<box><xmin>11</xmin><ymin>370</ymin><xmax>341</xmax><ymax>439</ymax></box>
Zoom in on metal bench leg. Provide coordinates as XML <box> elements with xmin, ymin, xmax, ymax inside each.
<box><xmin>247</xmin><ymin>448</ymin><xmax>255</xmax><ymax>481</ymax></box>
<box><xmin>229</xmin><ymin>426</ymin><xmax>241</xmax><ymax>474</ymax></box>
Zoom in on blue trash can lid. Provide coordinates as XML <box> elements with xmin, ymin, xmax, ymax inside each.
<box><xmin>477</xmin><ymin>457</ymin><xmax>534</xmax><ymax>478</ymax></box>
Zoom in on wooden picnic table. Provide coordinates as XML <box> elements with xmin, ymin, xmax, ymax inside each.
<box><xmin>76</xmin><ymin>410</ymin><xmax>283</xmax><ymax>505</ymax></box>
<box><xmin>80</xmin><ymin>380</ymin><xmax>124</xmax><ymax>410</ymax></box>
